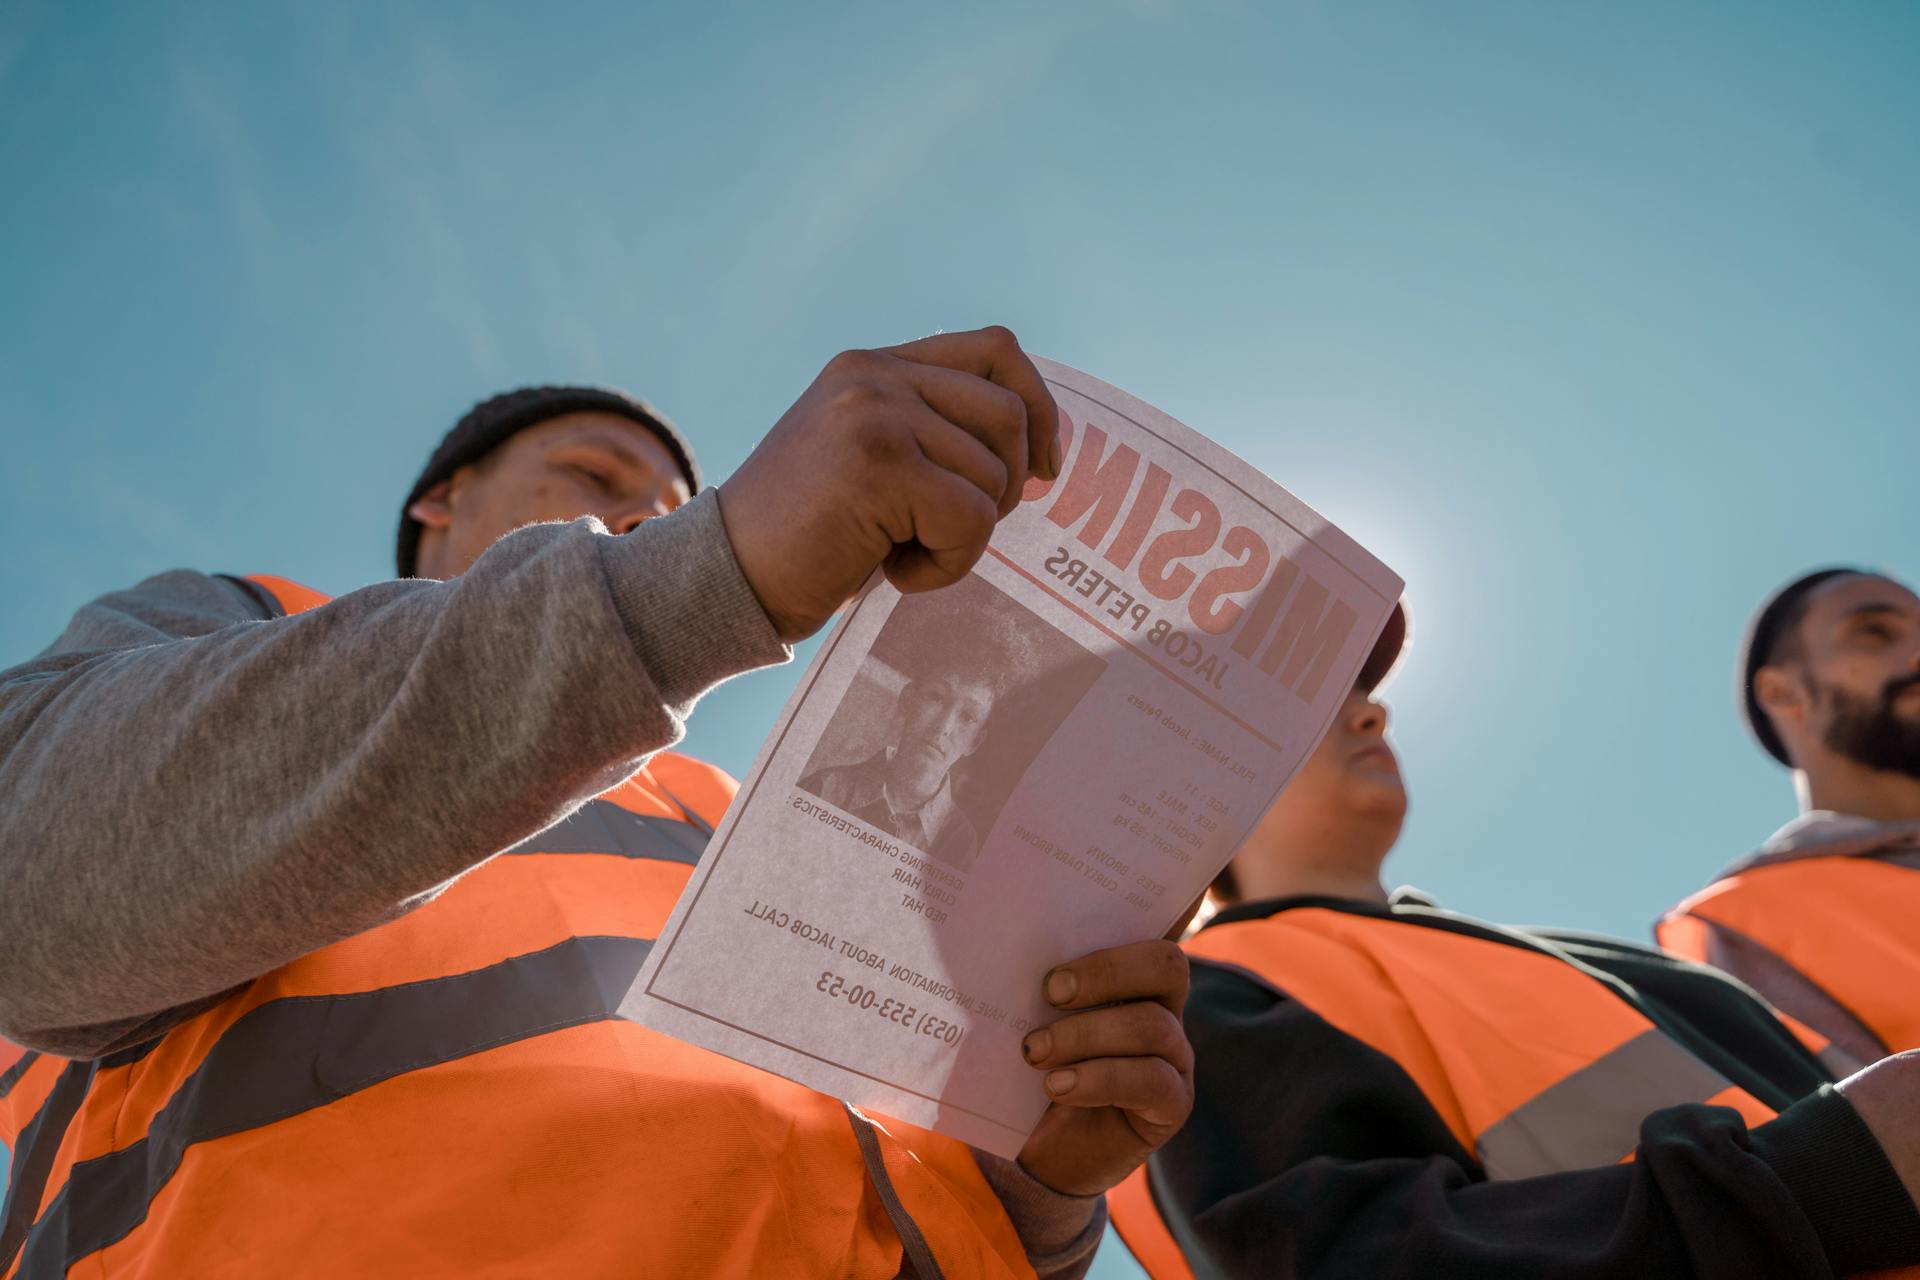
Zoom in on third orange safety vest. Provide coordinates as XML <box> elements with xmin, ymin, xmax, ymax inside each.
<box><xmin>0</xmin><ymin>575</ymin><xmax>1035</xmax><ymax>1280</ymax></box>
<box><xmin>1659</xmin><ymin>823</ymin><xmax>1920</xmax><ymax>1062</ymax></box>
<box><xmin>1110</xmin><ymin>903</ymin><xmax>1813</xmax><ymax>1280</ymax></box>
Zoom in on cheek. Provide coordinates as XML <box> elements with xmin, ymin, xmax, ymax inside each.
<box><xmin>1293</xmin><ymin>742</ymin><xmax>1345</xmax><ymax>787</ymax></box>
<box><xmin>521</xmin><ymin>480</ymin><xmax>581</xmax><ymax>519</ymax></box>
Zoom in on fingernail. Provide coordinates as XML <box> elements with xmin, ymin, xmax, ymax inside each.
<box><xmin>1045</xmin><ymin>968</ymin><xmax>1077</xmax><ymax>1005</ymax></box>
<box><xmin>1022</xmin><ymin>1029</ymin><xmax>1052</xmax><ymax>1063</ymax></box>
<box><xmin>1049</xmin><ymin>435</ymin><xmax>1063</xmax><ymax>479</ymax></box>
<box><xmin>1045</xmin><ymin>1069</ymin><xmax>1077</xmax><ymax>1097</ymax></box>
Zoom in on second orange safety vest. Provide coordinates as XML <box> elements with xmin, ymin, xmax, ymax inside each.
<box><xmin>1659</xmin><ymin>827</ymin><xmax>1920</xmax><ymax>1062</ymax></box>
<box><xmin>1110</xmin><ymin>903</ymin><xmax>1820</xmax><ymax>1280</ymax></box>
<box><xmin>0</xmin><ymin>575</ymin><xmax>1035</xmax><ymax>1280</ymax></box>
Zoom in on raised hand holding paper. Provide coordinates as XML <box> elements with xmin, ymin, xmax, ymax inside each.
<box><xmin>625</xmin><ymin>358</ymin><xmax>1402</xmax><ymax>1157</ymax></box>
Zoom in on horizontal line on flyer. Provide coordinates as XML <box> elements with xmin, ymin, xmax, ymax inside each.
<box><xmin>638</xmin><ymin>992</ymin><xmax>1029</xmax><ymax>1137</ymax></box>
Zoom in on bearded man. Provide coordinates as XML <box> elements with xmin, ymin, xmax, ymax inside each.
<box><xmin>1660</xmin><ymin>568</ymin><xmax>1920</xmax><ymax>1064</ymax></box>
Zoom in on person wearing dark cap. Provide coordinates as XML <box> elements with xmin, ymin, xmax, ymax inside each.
<box><xmin>0</xmin><ymin>328</ymin><xmax>1197</xmax><ymax>1279</ymax></box>
<box><xmin>1106</xmin><ymin>601</ymin><xmax>1920</xmax><ymax>1280</ymax></box>
<box><xmin>1659</xmin><ymin>567</ymin><xmax>1920</xmax><ymax>1068</ymax></box>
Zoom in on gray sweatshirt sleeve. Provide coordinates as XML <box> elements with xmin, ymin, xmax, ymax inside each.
<box><xmin>971</xmin><ymin>1151</ymin><xmax>1107</xmax><ymax>1280</ymax></box>
<box><xmin>0</xmin><ymin>491</ymin><xmax>788</xmax><ymax>1057</ymax></box>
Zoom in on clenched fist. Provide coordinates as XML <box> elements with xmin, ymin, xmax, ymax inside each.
<box><xmin>717</xmin><ymin>326</ymin><xmax>1061</xmax><ymax>642</ymax></box>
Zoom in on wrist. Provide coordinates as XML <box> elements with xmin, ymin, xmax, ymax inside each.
<box><xmin>1752</xmin><ymin>1083</ymin><xmax>1920</xmax><ymax>1273</ymax></box>
<box><xmin>973</xmin><ymin>1149</ymin><xmax>1104</xmax><ymax>1264</ymax></box>
<box><xmin>598</xmin><ymin>490</ymin><xmax>790</xmax><ymax>710</ymax></box>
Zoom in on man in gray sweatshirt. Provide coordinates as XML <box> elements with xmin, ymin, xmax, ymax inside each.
<box><xmin>0</xmin><ymin>327</ymin><xmax>1194</xmax><ymax>1279</ymax></box>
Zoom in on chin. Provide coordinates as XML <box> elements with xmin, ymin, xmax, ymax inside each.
<box><xmin>896</xmin><ymin>760</ymin><xmax>949</xmax><ymax>794</ymax></box>
<box><xmin>1350</xmin><ymin>766</ymin><xmax>1405</xmax><ymax>798</ymax></box>
<box><xmin>1353</xmin><ymin>778</ymin><xmax>1409</xmax><ymax>823</ymax></box>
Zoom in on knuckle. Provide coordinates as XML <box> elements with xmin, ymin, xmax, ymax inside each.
<box><xmin>1080</xmin><ymin>952</ymin><xmax>1118</xmax><ymax>999</ymax></box>
<box><xmin>1162</xmin><ymin>1025</ymin><xmax>1196</xmax><ymax>1074</ymax></box>
<box><xmin>943</xmin><ymin>488</ymin><xmax>998</xmax><ymax>547</ymax></box>
<box><xmin>978</xmin><ymin>451</ymin><xmax>1011</xmax><ymax>493</ymax></box>
<box><xmin>1139</xmin><ymin>1002</ymin><xmax>1185</xmax><ymax>1050</ymax></box>
<box><xmin>987</xmin><ymin>383</ymin><xmax>1028</xmax><ymax>435</ymax></box>
<box><xmin>826</xmin><ymin>347</ymin><xmax>887</xmax><ymax>378</ymax></box>
<box><xmin>829</xmin><ymin>379</ymin><xmax>890</xmax><ymax>417</ymax></box>
<box><xmin>1150</xmin><ymin>940</ymin><xmax>1190</xmax><ymax>995</ymax></box>
<box><xmin>1047</xmin><ymin>1016</ymin><xmax>1084</xmax><ymax>1062</ymax></box>
<box><xmin>965</xmin><ymin>491</ymin><xmax>999</xmax><ymax>538</ymax></box>
<box><xmin>1129</xmin><ymin>1006</ymin><xmax>1188</xmax><ymax>1069</ymax></box>
<box><xmin>976</xmin><ymin>323</ymin><xmax>1019</xmax><ymax>353</ymax></box>
<box><xmin>1144</xmin><ymin>1056</ymin><xmax>1188</xmax><ymax>1102</ymax></box>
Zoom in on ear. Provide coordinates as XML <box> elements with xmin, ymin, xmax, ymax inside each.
<box><xmin>1754</xmin><ymin>664</ymin><xmax>1808</xmax><ymax>729</ymax></box>
<box><xmin>407</xmin><ymin>479</ymin><xmax>456</xmax><ymax>530</ymax></box>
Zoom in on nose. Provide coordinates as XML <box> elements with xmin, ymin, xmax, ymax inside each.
<box><xmin>1351</xmin><ymin>696</ymin><xmax>1388</xmax><ymax>736</ymax></box>
<box><xmin>933</xmin><ymin>709</ymin><xmax>966</xmax><ymax>746</ymax></box>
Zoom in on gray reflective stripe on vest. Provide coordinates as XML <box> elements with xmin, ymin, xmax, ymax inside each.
<box><xmin>1679</xmin><ymin>912</ymin><xmax>1890</xmax><ymax>1067</ymax></box>
<box><xmin>844</xmin><ymin>1104</ymin><xmax>947</xmax><ymax>1280</ymax></box>
<box><xmin>1474</xmin><ymin>1028</ymin><xmax>1736</xmax><ymax>1180</ymax></box>
<box><xmin>506</xmin><ymin>798</ymin><xmax>709</xmax><ymax>864</ymax></box>
<box><xmin>1</xmin><ymin>1060</ymin><xmax>93</xmax><ymax>1275</ymax></box>
<box><xmin>1818</xmin><ymin>1042</ymin><xmax>1869</xmax><ymax>1079</ymax></box>
<box><xmin>646</xmin><ymin>779</ymin><xmax>718</xmax><ymax>838</ymax></box>
<box><xmin>10</xmin><ymin>934</ymin><xmax>654</xmax><ymax>1279</ymax></box>
<box><xmin>0</xmin><ymin>1049</ymin><xmax>39</xmax><ymax>1100</ymax></box>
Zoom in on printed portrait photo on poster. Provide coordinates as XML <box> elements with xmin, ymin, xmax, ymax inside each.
<box><xmin>798</xmin><ymin>573</ymin><xmax>1107</xmax><ymax>873</ymax></box>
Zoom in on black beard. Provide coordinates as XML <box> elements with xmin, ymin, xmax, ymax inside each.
<box><xmin>1820</xmin><ymin>675</ymin><xmax>1920</xmax><ymax>781</ymax></box>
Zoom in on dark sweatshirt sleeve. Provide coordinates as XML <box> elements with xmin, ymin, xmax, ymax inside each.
<box><xmin>1154</xmin><ymin>963</ymin><xmax>1920</xmax><ymax>1279</ymax></box>
<box><xmin>0</xmin><ymin>493</ymin><xmax>788</xmax><ymax>1058</ymax></box>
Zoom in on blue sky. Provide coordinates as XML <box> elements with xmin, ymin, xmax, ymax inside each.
<box><xmin>1</xmin><ymin>4</ymin><xmax>1915</xmax><ymax>1270</ymax></box>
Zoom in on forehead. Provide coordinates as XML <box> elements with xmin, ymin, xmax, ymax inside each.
<box><xmin>911</xmin><ymin>673</ymin><xmax>996</xmax><ymax>708</ymax></box>
<box><xmin>507</xmin><ymin>411</ymin><xmax>684</xmax><ymax>473</ymax></box>
<box><xmin>1802</xmin><ymin>574</ymin><xmax>1920</xmax><ymax>631</ymax></box>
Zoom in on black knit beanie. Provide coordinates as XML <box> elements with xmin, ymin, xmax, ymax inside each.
<box><xmin>1738</xmin><ymin>566</ymin><xmax>1869</xmax><ymax>766</ymax></box>
<box><xmin>396</xmin><ymin>385</ymin><xmax>701</xmax><ymax>577</ymax></box>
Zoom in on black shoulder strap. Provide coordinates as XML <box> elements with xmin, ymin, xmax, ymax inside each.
<box><xmin>213</xmin><ymin>573</ymin><xmax>283</xmax><ymax>620</ymax></box>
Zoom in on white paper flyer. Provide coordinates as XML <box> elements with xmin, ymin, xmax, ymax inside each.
<box><xmin>624</xmin><ymin>358</ymin><xmax>1403</xmax><ymax>1157</ymax></box>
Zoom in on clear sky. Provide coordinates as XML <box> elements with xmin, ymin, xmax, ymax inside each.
<box><xmin>1</xmin><ymin>4</ymin><xmax>1915</xmax><ymax>1271</ymax></box>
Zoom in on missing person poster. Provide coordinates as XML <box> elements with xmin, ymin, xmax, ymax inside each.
<box><xmin>624</xmin><ymin>358</ymin><xmax>1403</xmax><ymax>1157</ymax></box>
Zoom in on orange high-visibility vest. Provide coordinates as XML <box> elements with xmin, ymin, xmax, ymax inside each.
<box><xmin>0</xmin><ymin>576</ymin><xmax>1034</xmax><ymax>1280</ymax></box>
<box><xmin>1109</xmin><ymin>906</ymin><xmax>1792</xmax><ymax>1280</ymax></box>
<box><xmin>1659</xmin><ymin>831</ymin><xmax>1920</xmax><ymax>1063</ymax></box>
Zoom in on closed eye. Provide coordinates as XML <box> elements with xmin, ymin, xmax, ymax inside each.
<box><xmin>566</xmin><ymin>462</ymin><xmax>615</xmax><ymax>493</ymax></box>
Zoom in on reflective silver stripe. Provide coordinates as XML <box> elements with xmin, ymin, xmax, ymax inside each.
<box><xmin>646</xmin><ymin>778</ymin><xmax>717</xmax><ymax>838</ymax></box>
<box><xmin>1</xmin><ymin>1060</ymin><xmax>93</xmax><ymax>1275</ymax></box>
<box><xmin>0</xmin><ymin>1049</ymin><xmax>39</xmax><ymax>1101</ymax></box>
<box><xmin>14</xmin><ymin>935</ymin><xmax>654</xmax><ymax>1278</ymax></box>
<box><xmin>1475</xmin><ymin>1029</ymin><xmax>1735</xmax><ymax>1180</ymax></box>
<box><xmin>1683</xmin><ymin>913</ymin><xmax>1890</xmax><ymax>1066</ymax></box>
<box><xmin>1818</xmin><ymin>1043</ymin><xmax>1869</xmax><ymax>1079</ymax></box>
<box><xmin>506</xmin><ymin>799</ymin><xmax>708</xmax><ymax>864</ymax></box>
<box><xmin>844</xmin><ymin>1104</ymin><xmax>946</xmax><ymax>1280</ymax></box>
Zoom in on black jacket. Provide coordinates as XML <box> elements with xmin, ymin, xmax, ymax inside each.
<box><xmin>1153</xmin><ymin>891</ymin><xmax>1920</xmax><ymax>1278</ymax></box>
